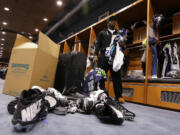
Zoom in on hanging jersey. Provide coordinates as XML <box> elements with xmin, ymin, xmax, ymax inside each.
<box><xmin>171</xmin><ymin>43</ymin><xmax>179</xmax><ymax>70</ymax></box>
<box><xmin>162</xmin><ymin>43</ymin><xmax>172</xmax><ymax>77</ymax></box>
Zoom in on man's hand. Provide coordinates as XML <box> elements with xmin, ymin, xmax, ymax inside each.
<box><xmin>93</xmin><ymin>56</ymin><xmax>98</xmax><ymax>63</ymax></box>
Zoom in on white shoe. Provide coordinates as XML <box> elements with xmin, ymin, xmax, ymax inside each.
<box><xmin>32</xmin><ymin>86</ymin><xmax>45</xmax><ymax>92</ymax></box>
<box><xmin>47</xmin><ymin>88</ymin><xmax>66</xmax><ymax>100</ymax></box>
<box><xmin>152</xmin><ymin>75</ymin><xmax>157</xmax><ymax>79</ymax></box>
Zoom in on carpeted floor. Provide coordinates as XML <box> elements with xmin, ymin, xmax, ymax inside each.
<box><xmin>0</xmin><ymin>79</ymin><xmax>180</xmax><ymax>135</ymax></box>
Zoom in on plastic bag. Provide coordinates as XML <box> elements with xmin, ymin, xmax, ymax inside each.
<box><xmin>113</xmin><ymin>44</ymin><xmax>124</xmax><ymax>72</ymax></box>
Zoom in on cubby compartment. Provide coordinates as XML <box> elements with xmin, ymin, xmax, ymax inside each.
<box><xmin>76</xmin><ymin>28</ymin><xmax>91</xmax><ymax>54</ymax></box>
<box><xmin>147</xmin><ymin>84</ymin><xmax>180</xmax><ymax>110</ymax></box>
<box><xmin>108</xmin><ymin>81</ymin><xmax>145</xmax><ymax>104</ymax></box>
<box><xmin>64</xmin><ymin>36</ymin><xmax>75</xmax><ymax>53</ymax></box>
<box><xmin>59</xmin><ymin>42</ymin><xmax>65</xmax><ymax>54</ymax></box>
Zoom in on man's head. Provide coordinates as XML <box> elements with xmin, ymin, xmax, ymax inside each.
<box><xmin>107</xmin><ymin>16</ymin><xmax>117</xmax><ymax>30</ymax></box>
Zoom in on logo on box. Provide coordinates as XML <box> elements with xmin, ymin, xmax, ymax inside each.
<box><xmin>10</xmin><ymin>63</ymin><xmax>29</xmax><ymax>75</ymax></box>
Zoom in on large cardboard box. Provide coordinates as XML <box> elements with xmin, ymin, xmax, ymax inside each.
<box><xmin>3</xmin><ymin>32</ymin><xmax>60</xmax><ymax>96</ymax></box>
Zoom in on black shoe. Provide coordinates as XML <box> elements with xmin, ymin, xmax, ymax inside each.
<box><xmin>95</xmin><ymin>101</ymin><xmax>124</xmax><ymax>125</ymax></box>
<box><xmin>107</xmin><ymin>98</ymin><xmax>136</xmax><ymax>121</ymax></box>
<box><xmin>12</xmin><ymin>89</ymin><xmax>48</xmax><ymax>132</ymax></box>
<box><xmin>7</xmin><ymin>98</ymin><xmax>19</xmax><ymax>115</ymax></box>
<box><xmin>120</xmin><ymin>105</ymin><xmax>136</xmax><ymax>121</ymax></box>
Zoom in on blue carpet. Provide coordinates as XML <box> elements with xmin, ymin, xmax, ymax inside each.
<box><xmin>0</xmin><ymin>79</ymin><xmax>180</xmax><ymax>135</ymax></box>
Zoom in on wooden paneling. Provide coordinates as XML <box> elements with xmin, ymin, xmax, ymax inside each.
<box><xmin>123</xmin><ymin>84</ymin><xmax>145</xmax><ymax>104</ymax></box>
<box><xmin>59</xmin><ymin>42</ymin><xmax>64</xmax><ymax>54</ymax></box>
<box><xmin>172</xmin><ymin>13</ymin><xmax>180</xmax><ymax>34</ymax></box>
<box><xmin>151</xmin><ymin>0</ymin><xmax>180</xmax><ymax>16</ymax></box>
<box><xmin>77</xmin><ymin>28</ymin><xmax>91</xmax><ymax>54</ymax></box>
<box><xmin>133</xmin><ymin>26</ymin><xmax>147</xmax><ymax>44</ymax></box>
<box><xmin>63</xmin><ymin>41</ymin><xmax>71</xmax><ymax>53</ymax></box>
<box><xmin>108</xmin><ymin>82</ymin><xmax>115</xmax><ymax>97</ymax></box>
<box><xmin>147</xmin><ymin>86</ymin><xmax>180</xmax><ymax>110</ymax></box>
<box><xmin>108</xmin><ymin>82</ymin><xmax>145</xmax><ymax>103</ymax></box>
<box><xmin>85</xmin><ymin>27</ymin><xmax>96</xmax><ymax>74</ymax></box>
<box><xmin>116</xmin><ymin>0</ymin><xmax>147</xmax><ymax>28</ymax></box>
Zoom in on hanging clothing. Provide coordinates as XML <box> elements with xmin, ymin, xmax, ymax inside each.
<box><xmin>141</xmin><ymin>37</ymin><xmax>158</xmax><ymax>76</ymax></box>
<box><xmin>151</xmin><ymin>44</ymin><xmax>158</xmax><ymax>75</ymax></box>
<box><xmin>54</xmin><ymin>52</ymin><xmax>86</xmax><ymax>94</ymax></box>
<box><xmin>141</xmin><ymin>48</ymin><xmax>146</xmax><ymax>76</ymax></box>
<box><xmin>171</xmin><ymin>42</ymin><xmax>179</xmax><ymax>70</ymax></box>
<box><xmin>157</xmin><ymin>44</ymin><xmax>164</xmax><ymax>78</ymax></box>
<box><xmin>162</xmin><ymin>43</ymin><xmax>172</xmax><ymax>77</ymax></box>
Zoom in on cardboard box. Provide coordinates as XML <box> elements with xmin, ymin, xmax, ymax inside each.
<box><xmin>133</xmin><ymin>26</ymin><xmax>146</xmax><ymax>44</ymax></box>
<box><xmin>173</xmin><ymin>12</ymin><xmax>180</xmax><ymax>34</ymax></box>
<box><xmin>3</xmin><ymin>32</ymin><xmax>60</xmax><ymax>96</ymax></box>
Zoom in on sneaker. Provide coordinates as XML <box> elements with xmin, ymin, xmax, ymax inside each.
<box><xmin>152</xmin><ymin>75</ymin><xmax>157</xmax><ymax>79</ymax></box>
<box><xmin>7</xmin><ymin>98</ymin><xmax>18</xmax><ymax>115</ymax></box>
<box><xmin>32</xmin><ymin>86</ymin><xmax>58</xmax><ymax>111</ymax></box>
<box><xmin>12</xmin><ymin>89</ymin><xmax>48</xmax><ymax>132</ymax></box>
<box><xmin>95</xmin><ymin>101</ymin><xmax>124</xmax><ymax>125</ymax></box>
<box><xmin>108</xmin><ymin>98</ymin><xmax>135</xmax><ymax>121</ymax></box>
<box><xmin>118</xmin><ymin>97</ymin><xmax>125</xmax><ymax>103</ymax></box>
<box><xmin>47</xmin><ymin>88</ymin><xmax>66</xmax><ymax>101</ymax></box>
<box><xmin>32</xmin><ymin>86</ymin><xmax>45</xmax><ymax>92</ymax></box>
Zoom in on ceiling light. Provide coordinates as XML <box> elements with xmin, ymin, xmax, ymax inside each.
<box><xmin>1</xmin><ymin>38</ymin><xmax>5</xmax><ymax>41</ymax></box>
<box><xmin>1</xmin><ymin>47</ymin><xmax>3</xmax><ymax>49</ymax></box>
<box><xmin>35</xmin><ymin>28</ymin><xmax>39</xmax><ymax>32</ymax></box>
<box><xmin>43</xmin><ymin>18</ymin><xmax>48</xmax><ymax>22</ymax></box>
<box><xmin>2</xmin><ymin>31</ymin><xmax>6</xmax><ymax>35</ymax></box>
<box><xmin>29</xmin><ymin>36</ymin><xmax>33</xmax><ymax>39</ymax></box>
<box><xmin>4</xmin><ymin>7</ymin><xmax>10</xmax><ymax>11</ymax></box>
<box><xmin>28</xmin><ymin>33</ymin><xmax>32</xmax><ymax>35</ymax></box>
<box><xmin>57</xmin><ymin>0</ymin><xmax>63</xmax><ymax>6</ymax></box>
<box><xmin>1</xmin><ymin>43</ymin><xmax>4</xmax><ymax>46</ymax></box>
<box><xmin>2</xmin><ymin>22</ymin><xmax>8</xmax><ymax>26</ymax></box>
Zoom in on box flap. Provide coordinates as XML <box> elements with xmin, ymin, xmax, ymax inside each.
<box><xmin>38</xmin><ymin>32</ymin><xmax>60</xmax><ymax>58</ymax></box>
<box><xmin>13</xmin><ymin>34</ymin><xmax>36</xmax><ymax>48</ymax></box>
<box><xmin>15</xmin><ymin>42</ymin><xmax>38</xmax><ymax>49</ymax></box>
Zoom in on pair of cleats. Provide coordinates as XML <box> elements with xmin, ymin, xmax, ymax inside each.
<box><xmin>8</xmin><ymin>86</ymin><xmax>65</xmax><ymax>132</ymax></box>
<box><xmin>95</xmin><ymin>98</ymin><xmax>136</xmax><ymax>125</ymax></box>
<box><xmin>76</xmin><ymin>91</ymin><xmax>135</xmax><ymax>124</ymax></box>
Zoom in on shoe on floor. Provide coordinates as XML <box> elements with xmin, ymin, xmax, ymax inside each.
<box><xmin>118</xmin><ymin>97</ymin><xmax>125</xmax><ymax>103</ymax></box>
<box><xmin>152</xmin><ymin>75</ymin><xmax>157</xmax><ymax>79</ymax></box>
<box><xmin>12</xmin><ymin>89</ymin><xmax>49</xmax><ymax>132</ymax></box>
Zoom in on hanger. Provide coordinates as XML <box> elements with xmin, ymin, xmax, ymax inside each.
<box><xmin>71</xmin><ymin>40</ymin><xmax>81</xmax><ymax>54</ymax></box>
